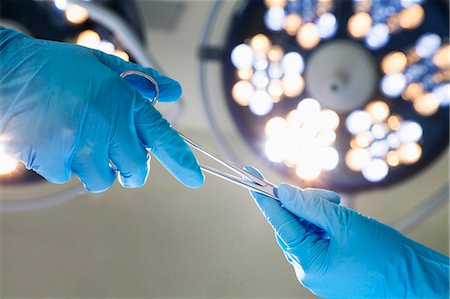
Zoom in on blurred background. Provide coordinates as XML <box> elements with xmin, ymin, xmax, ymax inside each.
<box><xmin>0</xmin><ymin>0</ymin><xmax>449</xmax><ymax>298</ymax></box>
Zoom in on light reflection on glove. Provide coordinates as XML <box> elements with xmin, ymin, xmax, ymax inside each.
<box><xmin>0</xmin><ymin>27</ymin><xmax>204</xmax><ymax>191</ymax></box>
<box><xmin>245</xmin><ymin>166</ymin><xmax>449</xmax><ymax>299</ymax></box>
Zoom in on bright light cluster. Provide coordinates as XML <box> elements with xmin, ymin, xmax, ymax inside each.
<box><xmin>380</xmin><ymin>33</ymin><xmax>449</xmax><ymax>116</ymax></box>
<box><xmin>264</xmin><ymin>98</ymin><xmax>340</xmax><ymax>180</ymax></box>
<box><xmin>345</xmin><ymin>100</ymin><xmax>423</xmax><ymax>182</ymax></box>
<box><xmin>348</xmin><ymin>0</ymin><xmax>425</xmax><ymax>49</ymax></box>
<box><xmin>76</xmin><ymin>30</ymin><xmax>130</xmax><ymax>61</ymax></box>
<box><xmin>0</xmin><ymin>144</ymin><xmax>18</xmax><ymax>176</ymax></box>
<box><xmin>231</xmin><ymin>34</ymin><xmax>305</xmax><ymax>115</ymax></box>
<box><xmin>264</xmin><ymin>0</ymin><xmax>338</xmax><ymax>49</ymax></box>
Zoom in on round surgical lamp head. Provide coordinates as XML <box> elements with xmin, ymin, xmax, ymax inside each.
<box><xmin>218</xmin><ymin>0</ymin><xmax>449</xmax><ymax>193</ymax></box>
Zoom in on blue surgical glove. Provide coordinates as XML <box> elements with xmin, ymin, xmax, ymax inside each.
<box><xmin>246</xmin><ymin>166</ymin><xmax>449</xmax><ymax>298</ymax></box>
<box><xmin>0</xmin><ymin>27</ymin><xmax>204</xmax><ymax>191</ymax></box>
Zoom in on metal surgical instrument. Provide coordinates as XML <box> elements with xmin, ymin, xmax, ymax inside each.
<box><xmin>120</xmin><ymin>70</ymin><xmax>279</xmax><ymax>201</ymax></box>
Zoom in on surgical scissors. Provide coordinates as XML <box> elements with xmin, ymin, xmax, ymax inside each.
<box><xmin>120</xmin><ymin>70</ymin><xmax>279</xmax><ymax>201</ymax></box>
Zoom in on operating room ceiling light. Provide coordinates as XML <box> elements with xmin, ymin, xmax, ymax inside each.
<box><xmin>217</xmin><ymin>0</ymin><xmax>448</xmax><ymax>191</ymax></box>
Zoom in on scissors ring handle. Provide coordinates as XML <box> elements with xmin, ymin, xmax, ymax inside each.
<box><xmin>120</xmin><ymin>70</ymin><xmax>159</xmax><ymax>105</ymax></box>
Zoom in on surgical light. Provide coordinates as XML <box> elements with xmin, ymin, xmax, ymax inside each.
<box><xmin>316</xmin><ymin>13</ymin><xmax>338</xmax><ymax>39</ymax></box>
<box><xmin>362</xmin><ymin>158</ymin><xmax>389</xmax><ymax>182</ymax></box>
<box><xmin>231</xmin><ymin>44</ymin><xmax>254</xmax><ymax>69</ymax></box>
<box><xmin>398</xmin><ymin>4</ymin><xmax>425</xmax><ymax>30</ymax></box>
<box><xmin>264</xmin><ymin>7</ymin><xmax>286</xmax><ymax>31</ymax></box>
<box><xmin>249</xmin><ymin>90</ymin><xmax>273</xmax><ymax>116</ymax></box>
<box><xmin>381</xmin><ymin>73</ymin><xmax>407</xmax><ymax>98</ymax></box>
<box><xmin>365</xmin><ymin>23</ymin><xmax>390</xmax><ymax>50</ymax></box>
<box><xmin>76</xmin><ymin>29</ymin><xmax>100</xmax><ymax>49</ymax></box>
<box><xmin>216</xmin><ymin>0</ymin><xmax>448</xmax><ymax>191</ymax></box>
<box><xmin>415</xmin><ymin>33</ymin><xmax>442</xmax><ymax>58</ymax></box>
<box><xmin>54</xmin><ymin>0</ymin><xmax>67</xmax><ymax>11</ymax></box>
<box><xmin>65</xmin><ymin>4</ymin><xmax>89</xmax><ymax>25</ymax></box>
<box><xmin>297</xmin><ymin>23</ymin><xmax>321</xmax><ymax>50</ymax></box>
<box><xmin>346</xmin><ymin>111</ymin><xmax>372</xmax><ymax>135</ymax></box>
<box><xmin>0</xmin><ymin>149</ymin><xmax>18</xmax><ymax>176</ymax></box>
<box><xmin>381</xmin><ymin>52</ymin><xmax>408</xmax><ymax>74</ymax></box>
<box><xmin>347</xmin><ymin>12</ymin><xmax>372</xmax><ymax>39</ymax></box>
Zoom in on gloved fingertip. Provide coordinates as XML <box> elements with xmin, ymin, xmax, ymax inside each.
<box><xmin>183</xmin><ymin>167</ymin><xmax>205</xmax><ymax>189</ymax></box>
<box><xmin>243</xmin><ymin>165</ymin><xmax>264</xmax><ymax>180</ymax></box>
<box><xmin>83</xmin><ymin>180</ymin><xmax>114</xmax><ymax>193</ymax></box>
<box><xmin>157</xmin><ymin>78</ymin><xmax>182</xmax><ymax>103</ymax></box>
<box><xmin>118</xmin><ymin>174</ymin><xmax>148</xmax><ymax>189</ymax></box>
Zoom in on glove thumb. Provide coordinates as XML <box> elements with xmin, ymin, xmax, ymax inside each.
<box><xmin>277</xmin><ymin>184</ymin><xmax>342</xmax><ymax>236</ymax></box>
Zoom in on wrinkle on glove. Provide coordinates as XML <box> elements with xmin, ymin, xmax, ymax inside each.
<box><xmin>245</xmin><ymin>166</ymin><xmax>449</xmax><ymax>299</ymax></box>
<box><xmin>0</xmin><ymin>27</ymin><xmax>203</xmax><ymax>191</ymax></box>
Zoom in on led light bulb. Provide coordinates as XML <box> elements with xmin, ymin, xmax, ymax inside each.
<box><xmin>433</xmin><ymin>45</ymin><xmax>450</xmax><ymax>69</ymax></box>
<box><xmin>365</xmin><ymin>101</ymin><xmax>390</xmax><ymax>123</ymax></box>
<box><xmin>296</xmin><ymin>23</ymin><xmax>320</xmax><ymax>49</ymax></box>
<box><xmin>366</xmin><ymin>23</ymin><xmax>390</xmax><ymax>49</ymax></box>
<box><xmin>397</xmin><ymin>143</ymin><xmax>422</xmax><ymax>164</ymax></box>
<box><xmin>413</xmin><ymin>93</ymin><xmax>440</xmax><ymax>116</ymax></box>
<box><xmin>237</xmin><ymin>68</ymin><xmax>254</xmax><ymax>80</ymax></box>
<box><xmin>264</xmin><ymin>0</ymin><xmax>287</xmax><ymax>8</ymax></box>
<box><xmin>0</xmin><ymin>152</ymin><xmax>18</xmax><ymax>175</ymax></box>
<box><xmin>232</xmin><ymin>81</ymin><xmax>254</xmax><ymax>106</ymax></box>
<box><xmin>415</xmin><ymin>33</ymin><xmax>442</xmax><ymax>58</ymax></box>
<box><xmin>268</xmin><ymin>45</ymin><xmax>284</xmax><ymax>62</ymax></box>
<box><xmin>265</xmin><ymin>138</ymin><xmax>287</xmax><ymax>162</ymax></box>
<box><xmin>284</xmin><ymin>13</ymin><xmax>302</xmax><ymax>36</ymax></box>
<box><xmin>249</xmin><ymin>90</ymin><xmax>273</xmax><ymax>115</ymax></box>
<box><xmin>268</xmin><ymin>79</ymin><xmax>284</xmax><ymax>98</ymax></box>
<box><xmin>381</xmin><ymin>73</ymin><xmax>407</xmax><ymax>98</ymax></box>
<box><xmin>319</xmin><ymin>146</ymin><xmax>339</xmax><ymax>171</ymax></box>
<box><xmin>265</xmin><ymin>117</ymin><xmax>288</xmax><ymax>137</ymax></box>
<box><xmin>346</xmin><ymin>110</ymin><xmax>372</xmax><ymax>135</ymax></box>
<box><xmin>231</xmin><ymin>44</ymin><xmax>254</xmax><ymax>69</ymax></box>
<box><xmin>396</xmin><ymin>121</ymin><xmax>423</xmax><ymax>143</ymax></box>
<box><xmin>65</xmin><ymin>4</ymin><xmax>89</xmax><ymax>24</ymax></box>
<box><xmin>282</xmin><ymin>74</ymin><xmax>304</xmax><ymax>97</ymax></box>
<box><xmin>381</xmin><ymin>52</ymin><xmax>407</xmax><ymax>74</ymax></box>
<box><xmin>76</xmin><ymin>30</ymin><xmax>100</xmax><ymax>49</ymax></box>
<box><xmin>345</xmin><ymin>148</ymin><xmax>371</xmax><ymax>171</ymax></box>
<box><xmin>296</xmin><ymin>161</ymin><xmax>321</xmax><ymax>180</ymax></box>
<box><xmin>281</xmin><ymin>52</ymin><xmax>305</xmax><ymax>74</ymax></box>
<box><xmin>319</xmin><ymin>109</ymin><xmax>340</xmax><ymax>131</ymax></box>
<box><xmin>265</xmin><ymin>7</ymin><xmax>286</xmax><ymax>31</ymax></box>
<box><xmin>316</xmin><ymin>13</ymin><xmax>337</xmax><ymax>39</ymax></box>
<box><xmin>113</xmin><ymin>49</ymin><xmax>129</xmax><ymax>61</ymax></box>
<box><xmin>362</xmin><ymin>158</ymin><xmax>389</xmax><ymax>182</ymax></box>
<box><xmin>347</xmin><ymin>12</ymin><xmax>372</xmax><ymax>39</ymax></box>
<box><xmin>398</xmin><ymin>4</ymin><xmax>424</xmax><ymax>30</ymax></box>
<box><xmin>250</xmin><ymin>34</ymin><xmax>271</xmax><ymax>55</ymax></box>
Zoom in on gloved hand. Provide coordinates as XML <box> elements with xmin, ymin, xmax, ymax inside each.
<box><xmin>245</xmin><ymin>166</ymin><xmax>449</xmax><ymax>298</ymax></box>
<box><xmin>0</xmin><ymin>27</ymin><xmax>204</xmax><ymax>192</ymax></box>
